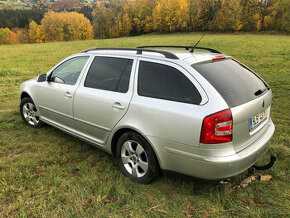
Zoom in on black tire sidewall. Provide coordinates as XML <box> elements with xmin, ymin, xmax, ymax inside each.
<box><xmin>20</xmin><ymin>97</ymin><xmax>43</xmax><ymax>128</ymax></box>
<box><xmin>116</xmin><ymin>131</ymin><xmax>159</xmax><ymax>184</ymax></box>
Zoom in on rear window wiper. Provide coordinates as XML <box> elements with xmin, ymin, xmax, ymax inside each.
<box><xmin>254</xmin><ymin>87</ymin><xmax>269</xmax><ymax>96</ymax></box>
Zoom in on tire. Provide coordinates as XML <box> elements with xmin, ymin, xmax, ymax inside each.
<box><xmin>116</xmin><ymin>131</ymin><xmax>160</xmax><ymax>184</ymax></box>
<box><xmin>20</xmin><ymin>97</ymin><xmax>43</xmax><ymax>128</ymax></box>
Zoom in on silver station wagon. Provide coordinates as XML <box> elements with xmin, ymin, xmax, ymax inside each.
<box><xmin>20</xmin><ymin>46</ymin><xmax>275</xmax><ymax>184</ymax></box>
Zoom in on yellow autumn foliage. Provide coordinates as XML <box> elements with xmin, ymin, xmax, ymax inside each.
<box><xmin>29</xmin><ymin>11</ymin><xmax>93</xmax><ymax>43</ymax></box>
<box><xmin>153</xmin><ymin>0</ymin><xmax>189</xmax><ymax>32</ymax></box>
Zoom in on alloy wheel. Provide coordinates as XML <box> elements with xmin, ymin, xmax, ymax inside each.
<box><xmin>121</xmin><ymin>140</ymin><xmax>149</xmax><ymax>178</ymax></box>
<box><xmin>22</xmin><ymin>102</ymin><xmax>40</xmax><ymax>126</ymax></box>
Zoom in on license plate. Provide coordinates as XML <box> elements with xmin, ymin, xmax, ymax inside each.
<box><xmin>250</xmin><ymin>111</ymin><xmax>266</xmax><ymax>131</ymax></box>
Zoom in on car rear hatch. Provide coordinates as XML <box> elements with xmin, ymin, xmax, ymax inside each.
<box><xmin>192</xmin><ymin>58</ymin><xmax>272</xmax><ymax>152</ymax></box>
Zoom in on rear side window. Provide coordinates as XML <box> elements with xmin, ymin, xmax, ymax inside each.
<box><xmin>84</xmin><ymin>56</ymin><xmax>133</xmax><ymax>93</ymax></box>
<box><xmin>192</xmin><ymin>60</ymin><xmax>268</xmax><ymax>108</ymax></box>
<box><xmin>138</xmin><ymin>61</ymin><xmax>202</xmax><ymax>104</ymax></box>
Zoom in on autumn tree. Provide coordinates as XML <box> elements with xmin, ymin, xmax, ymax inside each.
<box><xmin>153</xmin><ymin>0</ymin><xmax>189</xmax><ymax>32</ymax></box>
<box><xmin>63</xmin><ymin>12</ymin><xmax>94</xmax><ymax>40</ymax></box>
<box><xmin>239</xmin><ymin>0</ymin><xmax>260</xmax><ymax>31</ymax></box>
<box><xmin>213</xmin><ymin>0</ymin><xmax>241</xmax><ymax>31</ymax></box>
<box><xmin>0</xmin><ymin>28</ymin><xmax>13</xmax><ymax>44</ymax></box>
<box><xmin>40</xmin><ymin>11</ymin><xmax>93</xmax><ymax>42</ymax></box>
<box><xmin>188</xmin><ymin>0</ymin><xmax>220</xmax><ymax>31</ymax></box>
<box><xmin>124</xmin><ymin>0</ymin><xmax>155</xmax><ymax>34</ymax></box>
<box><xmin>15</xmin><ymin>28</ymin><xmax>30</xmax><ymax>44</ymax></box>
<box><xmin>92</xmin><ymin>2</ymin><xmax>115</xmax><ymax>38</ymax></box>
<box><xmin>29</xmin><ymin>20</ymin><xmax>44</xmax><ymax>43</ymax></box>
<box><xmin>257</xmin><ymin>0</ymin><xmax>274</xmax><ymax>30</ymax></box>
<box><xmin>273</xmin><ymin>0</ymin><xmax>290</xmax><ymax>31</ymax></box>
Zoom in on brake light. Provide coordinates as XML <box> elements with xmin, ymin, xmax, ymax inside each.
<box><xmin>212</xmin><ymin>56</ymin><xmax>225</xmax><ymax>61</ymax></box>
<box><xmin>200</xmin><ymin>109</ymin><xmax>233</xmax><ymax>144</ymax></box>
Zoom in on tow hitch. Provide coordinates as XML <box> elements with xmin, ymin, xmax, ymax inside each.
<box><xmin>248</xmin><ymin>154</ymin><xmax>277</xmax><ymax>174</ymax></box>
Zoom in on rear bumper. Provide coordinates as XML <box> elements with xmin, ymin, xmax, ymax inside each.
<box><xmin>154</xmin><ymin>119</ymin><xmax>275</xmax><ymax>180</ymax></box>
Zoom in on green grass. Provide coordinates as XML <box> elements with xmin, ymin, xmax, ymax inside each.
<box><xmin>0</xmin><ymin>33</ymin><xmax>289</xmax><ymax>217</ymax></box>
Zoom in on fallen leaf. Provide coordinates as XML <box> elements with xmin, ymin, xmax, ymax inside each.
<box><xmin>239</xmin><ymin>176</ymin><xmax>256</xmax><ymax>188</ymax></box>
<box><xmin>239</xmin><ymin>198</ymin><xmax>246</xmax><ymax>204</ymax></box>
<box><xmin>250</xmin><ymin>199</ymin><xmax>262</xmax><ymax>206</ymax></box>
<box><xmin>259</xmin><ymin>175</ymin><xmax>272</xmax><ymax>182</ymax></box>
<box><xmin>200</xmin><ymin>211</ymin><xmax>210</xmax><ymax>217</ymax></box>
<box><xmin>83</xmin><ymin>199</ymin><xmax>92</xmax><ymax>208</ymax></box>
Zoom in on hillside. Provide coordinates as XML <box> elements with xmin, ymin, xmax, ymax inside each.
<box><xmin>0</xmin><ymin>33</ymin><xmax>289</xmax><ymax>216</ymax></box>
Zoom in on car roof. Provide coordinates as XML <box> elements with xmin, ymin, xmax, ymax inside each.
<box><xmin>81</xmin><ymin>48</ymin><xmax>227</xmax><ymax>65</ymax></box>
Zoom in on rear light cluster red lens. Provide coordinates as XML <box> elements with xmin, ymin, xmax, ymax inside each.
<box><xmin>200</xmin><ymin>109</ymin><xmax>233</xmax><ymax>144</ymax></box>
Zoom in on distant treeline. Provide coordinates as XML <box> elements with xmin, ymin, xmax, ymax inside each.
<box><xmin>0</xmin><ymin>0</ymin><xmax>289</xmax><ymax>45</ymax></box>
<box><xmin>91</xmin><ymin>0</ymin><xmax>289</xmax><ymax>38</ymax></box>
<box><xmin>0</xmin><ymin>9</ymin><xmax>46</xmax><ymax>29</ymax></box>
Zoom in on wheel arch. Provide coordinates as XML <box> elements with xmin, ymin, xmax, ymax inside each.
<box><xmin>110</xmin><ymin>127</ymin><xmax>161</xmax><ymax>169</ymax></box>
<box><xmin>20</xmin><ymin>92</ymin><xmax>32</xmax><ymax>100</ymax></box>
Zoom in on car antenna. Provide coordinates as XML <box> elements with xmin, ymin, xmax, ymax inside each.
<box><xmin>190</xmin><ymin>33</ymin><xmax>206</xmax><ymax>52</ymax></box>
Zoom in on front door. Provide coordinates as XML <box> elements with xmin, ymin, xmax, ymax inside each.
<box><xmin>73</xmin><ymin>55</ymin><xmax>136</xmax><ymax>145</ymax></box>
<box><xmin>37</xmin><ymin>56</ymin><xmax>90</xmax><ymax>131</ymax></box>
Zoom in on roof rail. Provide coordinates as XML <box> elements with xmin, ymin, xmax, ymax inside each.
<box><xmin>80</xmin><ymin>47</ymin><xmax>179</xmax><ymax>59</ymax></box>
<box><xmin>137</xmin><ymin>45</ymin><xmax>221</xmax><ymax>54</ymax></box>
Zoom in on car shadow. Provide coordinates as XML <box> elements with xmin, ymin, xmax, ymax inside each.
<box><xmin>25</xmin><ymin>122</ymin><xmax>244</xmax><ymax>190</ymax></box>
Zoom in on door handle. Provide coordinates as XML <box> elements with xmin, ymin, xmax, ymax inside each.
<box><xmin>112</xmin><ymin>102</ymin><xmax>125</xmax><ymax>110</ymax></box>
<box><xmin>64</xmin><ymin>92</ymin><xmax>73</xmax><ymax>98</ymax></box>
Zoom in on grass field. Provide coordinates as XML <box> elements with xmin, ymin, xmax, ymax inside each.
<box><xmin>0</xmin><ymin>33</ymin><xmax>289</xmax><ymax>217</ymax></box>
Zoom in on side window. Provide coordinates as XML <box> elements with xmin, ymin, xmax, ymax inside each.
<box><xmin>138</xmin><ymin>61</ymin><xmax>202</xmax><ymax>104</ymax></box>
<box><xmin>50</xmin><ymin>56</ymin><xmax>89</xmax><ymax>85</ymax></box>
<box><xmin>84</xmin><ymin>56</ymin><xmax>133</xmax><ymax>93</ymax></box>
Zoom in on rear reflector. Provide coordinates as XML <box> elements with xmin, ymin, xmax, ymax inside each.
<box><xmin>212</xmin><ymin>56</ymin><xmax>225</xmax><ymax>61</ymax></box>
<box><xmin>200</xmin><ymin>109</ymin><xmax>233</xmax><ymax>144</ymax></box>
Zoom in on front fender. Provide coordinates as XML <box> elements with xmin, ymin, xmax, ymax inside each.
<box><xmin>20</xmin><ymin>76</ymin><xmax>38</xmax><ymax>106</ymax></box>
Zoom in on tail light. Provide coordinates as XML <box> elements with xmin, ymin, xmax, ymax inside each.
<box><xmin>200</xmin><ymin>109</ymin><xmax>233</xmax><ymax>144</ymax></box>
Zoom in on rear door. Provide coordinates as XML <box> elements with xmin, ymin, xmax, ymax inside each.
<box><xmin>127</xmin><ymin>58</ymin><xmax>208</xmax><ymax>147</ymax></box>
<box><xmin>192</xmin><ymin>59</ymin><xmax>272</xmax><ymax>151</ymax></box>
<box><xmin>73</xmin><ymin>55</ymin><xmax>136</xmax><ymax>145</ymax></box>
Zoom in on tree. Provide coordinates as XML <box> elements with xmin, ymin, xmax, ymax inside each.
<box><xmin>41</xmin><ymin>11</ymin><xmax>93</xmax><ymax>42</ymax></box>
<box><xmin>258</xmin><ymin>0</ymin><xmax>274</xmax><ymax>30</ymax></box>
<box><xmin>0</xmin><ymin>28</ymin><xmax>12</xmax><ymax>44</ymax></box>
<box><xmin>124</xmin><ymin>0</ymin><xmax>155</xmax><ymax>34</ymax></box>
<box><xmin>15</xmin><ymin>28</ymin><xmax>30</xmax><ymax>44</ymax></box>
<box><xmin>0</xmin><ymin>9</ymin><xmax>46</xmax><ymax>29</ymax></box>
<box><xmin>29</xmin><ymin>20</ymin><xmax>44</xmax><ymax>43</ymax></box>
<box><xmin>274</xmin><ymin>0</ymin><xmax>290</xmax><ymax>32</ymax></box>
<box><xmin>213</xmin><ymin>0</ymin><xmax>241</xmax><ymax>31</ymax></box>
<box><xmin>239</xmin><ymin>0</ymin><xmax>260</xmax><ymax>31</ymax></box>
<box><xmin>92</xmin><ymin>2</ymin><xmax>115</xmax><ymax>38</ymax></box>
<box><xmin>153</xmin><ymin>0</ymin><xmax>189</xmax><ymax>32</ymax></box>
<box><xmin>63</xmin><ymin>12</ymin><xmax>94</xmax><ymax>40</ymax></box>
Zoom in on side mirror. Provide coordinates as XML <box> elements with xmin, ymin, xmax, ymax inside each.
<box><xmin>37</xmin><ymin>73</ymin><xmax>47</xmax><ymax>82</ymax></box>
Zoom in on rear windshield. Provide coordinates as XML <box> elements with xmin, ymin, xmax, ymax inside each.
<box><xmin>192</xmin><ymin>60</ymin><xmax>268</xmax><ymax>108</ymax></box>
